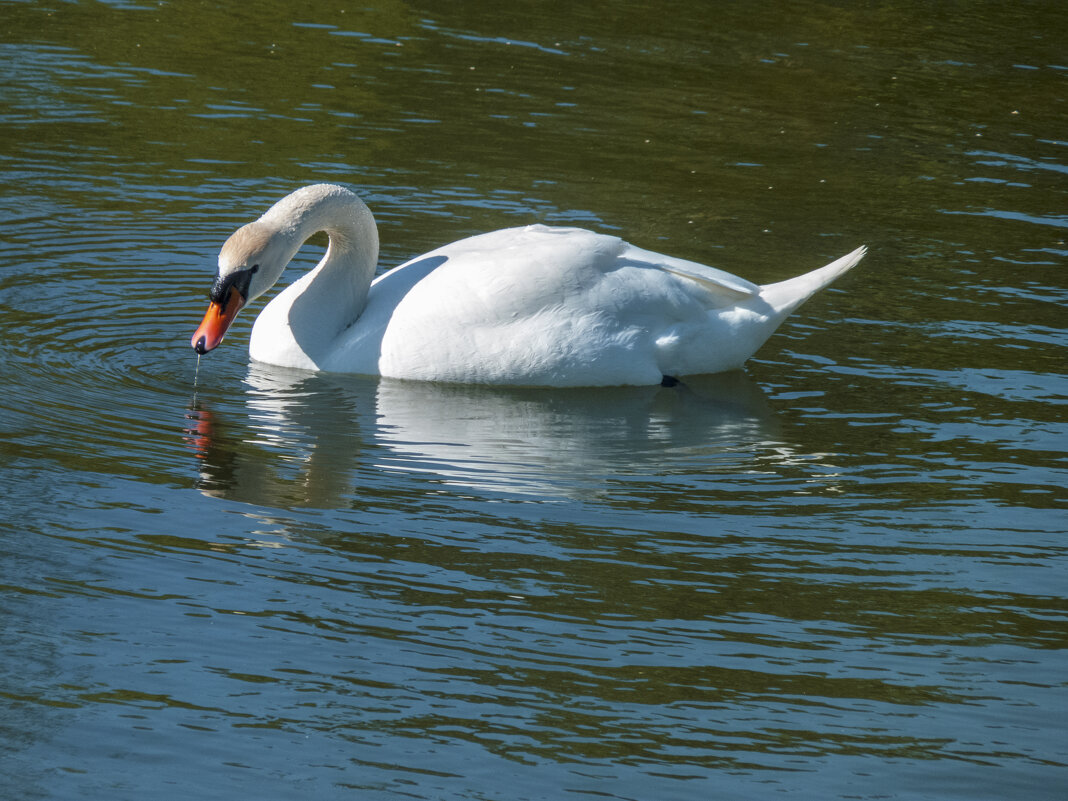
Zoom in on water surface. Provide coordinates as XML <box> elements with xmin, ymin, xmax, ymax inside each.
<box><xmin>1</xmin><ymin>2</ymin><xmax>1065</xmax><ymax>799</ymax></box>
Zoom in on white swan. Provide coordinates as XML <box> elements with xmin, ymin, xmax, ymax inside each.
<box><xmin>191</xmin><ymin>184</ymin><xmax>865</xmax><ymax>386</ymax></box>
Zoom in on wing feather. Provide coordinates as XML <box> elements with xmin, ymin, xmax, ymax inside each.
<box><xmin>621</xmin><ymin>244</ymin><xmax>760</xmax><ymax>298</ymax></box>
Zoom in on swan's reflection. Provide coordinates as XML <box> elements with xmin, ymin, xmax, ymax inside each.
<box><xmin>185</xmin><ymin>365</ymin><xmax>364</xmax><ymax>507</ymax></box>
<box><xmin>371</xmin><ymin>373</ymin><xmax>777</xmax><ymax>497</ymax></box>
<box><xmin>185</xmin><ymin>363</ymin><xmax>782</xmax><ymax>504</ymax></box>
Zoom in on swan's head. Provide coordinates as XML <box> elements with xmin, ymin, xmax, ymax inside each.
<box><xmin>191</xmin><ymin>222</ymin><xmax>290</xmax><ymax>355</ymax></box>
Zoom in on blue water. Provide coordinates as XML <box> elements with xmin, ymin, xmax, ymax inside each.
<box><xmin>2</xmin><ymin>2</ymin><xmax>1066</xmax><ymax>799</ymax></box>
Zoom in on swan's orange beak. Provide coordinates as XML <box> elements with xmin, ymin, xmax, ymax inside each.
<box><xmin>191</xmin><ymin>286</ymin><xmax>246</xmax><ymax>354</ymax></box>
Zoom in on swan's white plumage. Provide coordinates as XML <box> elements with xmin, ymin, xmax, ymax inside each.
<box><xmin>195</xmin><ymin>184</ymin><xmax>865</xmax><ymax>387</ymax></box>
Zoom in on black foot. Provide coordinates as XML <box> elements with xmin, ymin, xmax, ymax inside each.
<box><xmin>660</xmin><ymin>375</ymin><xmax>681</xmax><ymax>388</ymax></box>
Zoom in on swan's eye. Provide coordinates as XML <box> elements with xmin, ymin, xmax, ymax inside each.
<box><xmin>209</xmin><ymin>266</ymin><xmax>256</xmax><ymax>304</ymax></box>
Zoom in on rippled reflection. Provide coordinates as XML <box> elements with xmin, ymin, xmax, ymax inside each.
<box><xmin>186</xmin><ymin>364</ymin><xmax>786</xmax><ymax>503</ymax></box>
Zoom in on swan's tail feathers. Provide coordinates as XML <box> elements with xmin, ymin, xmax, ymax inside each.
<box><xmin>760</xmin><ymin>245</ymin><xmax>867</xmax><ymax>316</ymax></box>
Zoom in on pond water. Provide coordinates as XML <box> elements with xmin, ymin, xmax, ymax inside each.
<box><xmin>1</xmin><ymin>2</ymin><xmax>1065</xmax><ymax>799</ymax></box>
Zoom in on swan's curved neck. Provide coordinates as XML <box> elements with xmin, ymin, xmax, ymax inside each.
<box><xmin>250</xmin><ymin>185</ymin><xmax>379</xmax><ymax>368</ymax></box>
<box><xmin>263</xmin><ymin>183</ymin><xmax>379</xmax><ymax>289</ymax></box>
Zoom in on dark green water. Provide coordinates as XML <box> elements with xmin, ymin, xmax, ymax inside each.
<box><xmin>1</xmin><ymin>2</ymin><xmax>1065</xmax><ymax>799</ymax></box>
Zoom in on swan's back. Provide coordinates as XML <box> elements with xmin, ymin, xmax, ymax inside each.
<box><xmin>319</xmin><ymin>226</ymin><xmax>863</xmax><ymax>386</ymax></box>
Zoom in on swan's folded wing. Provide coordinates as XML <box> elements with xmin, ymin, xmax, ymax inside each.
<box><xmin>621</xmin><ymin>244</ymin><xmax>760</xmax><ymax>298</ymax></box>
